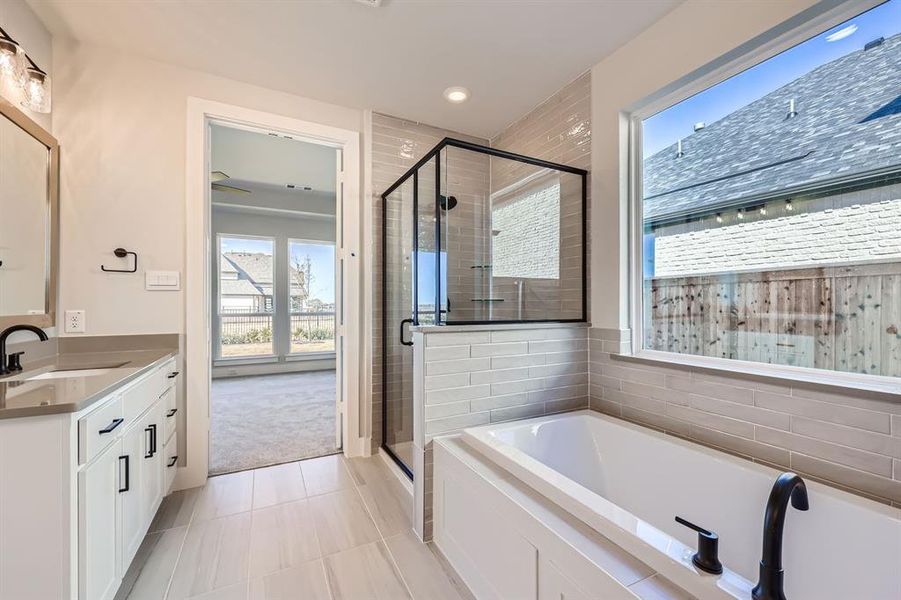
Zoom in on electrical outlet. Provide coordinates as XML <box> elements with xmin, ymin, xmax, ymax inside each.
<box><xmin>65</xmin><ymin>310</ymin><xmax>85</xmax><ymax>333</ymax></box>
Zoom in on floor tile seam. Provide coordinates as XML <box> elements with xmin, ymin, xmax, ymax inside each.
<box><xmin>345</xmin><ymin>458</ymin><xmax>416</xmax><ymax>600</ymax></box>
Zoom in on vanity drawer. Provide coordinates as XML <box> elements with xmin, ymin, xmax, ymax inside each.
<box><xmin>79</xmin><ymin>396</ymin><xmax>125</xmax><ymax>465</ymax></box>
<box><xmin>163</xmin><ymin>433</ymin><xmax>178</xmax><ymax>492</ymax></box>
<box><xmin>162</xmin><ymin>387</ymin><xmax>177</xmax><ymax>442</ymax></box>
<box><xmin>122</xmin><ymin>372</ymin><xmax>160</xmax><ymax>424</ymax></box>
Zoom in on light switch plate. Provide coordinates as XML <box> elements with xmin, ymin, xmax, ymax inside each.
<box><xmin>65</xmin><ymin>310</ymin><xmax>85</xmax><ymax>333</ymax></box>
<box><xmin>146</xmin><ymin>270</ymin><xmax>181</xmax><ymax>291</ymax></box>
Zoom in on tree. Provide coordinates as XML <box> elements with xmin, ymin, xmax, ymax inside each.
<box><xmin>293</xmin><ymin>255</ymin><xmax>314</xmax><ymax>310</ymax></box>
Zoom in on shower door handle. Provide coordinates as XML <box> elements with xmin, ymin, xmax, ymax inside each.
<box><xmin>399</xmin><ymin>318</ymin><xmax>414</xmax><ymax>346</ymax></box>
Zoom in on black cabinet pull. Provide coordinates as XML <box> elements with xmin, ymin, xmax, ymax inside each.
<box><xmin>144</xmin><ymin>424</ymin><xmax>158</xmax><ymax>458</ymax></box>
<box><xmin>118</xmin><ymin>455</ymin><xmax>130</xmax><ymax>493</ymax></box>
<box><xmin>99</xmin><ymin>418</ymin><xmax>124</xmax><ymax>435</ymax></box>
<box><xmin>166</xmin><ymin>408</ymin><xmax>178</xmax><ymax>417</ymax></box>
<box><xmin>167</xmin><ymin>456</ymin><xmax>178</xmax><ymax>467</ymax></box>
<box><xmin>167</xmin><ymin>371</ymin><xmax>179</xmax><ymax>379</ymax></box>
<box><xmin>144</xmin><ymin>423</ymin><xmax>157</xmax><ymax>457</ymax></box>
<box><xmin>144</xmin><ymin>427</ymin><xmax>152</xmax><ymax>458</ymax></box>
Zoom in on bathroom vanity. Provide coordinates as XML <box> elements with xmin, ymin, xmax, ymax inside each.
<box><xmin>0</xmin><ymin>93</ymin><xmax>182</xmax><ymax>599</ymax></box>
<box><xmin>0</xmin><ymin>352</ymin><xmax>179</xmax><ymax>599</ymax></box>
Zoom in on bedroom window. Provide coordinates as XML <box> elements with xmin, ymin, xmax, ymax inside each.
<box><xmin>635</xmin><ymin>0</ymin><xmax>901</xmax><ymax>377</ymax></box>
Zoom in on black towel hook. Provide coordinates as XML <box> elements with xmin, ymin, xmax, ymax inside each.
<box><xmin>101</xmin><ymin>248</ymin><xmax>138</xmax><ymax>273</ymax></box>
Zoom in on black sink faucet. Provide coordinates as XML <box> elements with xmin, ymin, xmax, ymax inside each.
<box><xmin>0</xmin><ymin>325</ymin><xmax>49</xmax><ymax>375</ymax></box>
<box><xmin>752</xmin><ymin>472</ymin><xmax>809</xmax><ymax>600</ymax></box>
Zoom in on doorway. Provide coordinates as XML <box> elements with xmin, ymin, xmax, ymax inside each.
<box><xmin>208</xmin><ymin>122</ymin><xmax>340</xmax><ymax>475</ymax></box>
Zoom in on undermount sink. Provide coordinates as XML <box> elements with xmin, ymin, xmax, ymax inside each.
<box><xmin>22</xmin><ymin>363</ymin><xmax>129</xmax><ymax>381</ymax></box>
<box><xmin>27</xmin><ymin>368</ymin><xmax>117</xmax><ymax>380</ymax></box>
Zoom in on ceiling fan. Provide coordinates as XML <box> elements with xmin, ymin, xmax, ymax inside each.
<box><xmin>210</xmin><ymin>170</ymin><xmax>251</xmax><ymax>195</ymax></box>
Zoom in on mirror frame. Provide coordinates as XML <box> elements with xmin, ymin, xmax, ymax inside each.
<box><xmin>0</xmin><ymin>96</ymin><xmax>59</xmax><ymax>331</ymax></box>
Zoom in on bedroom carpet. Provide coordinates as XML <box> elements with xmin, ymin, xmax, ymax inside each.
<box><xmin>210</xmin><ymin>370</ymin><xmax>338</xmax><ymax>475</ymax></box>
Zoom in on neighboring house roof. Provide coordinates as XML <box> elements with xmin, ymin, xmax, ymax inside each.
<box><xmin>644</xmin><ymin>33</ymin><xmax>901</xmax><ymax>224</ymax></box>
<box><xmin>221</xmin><ymin>252</ymin><xmax>307</xmax><ymax>298</ymax></box>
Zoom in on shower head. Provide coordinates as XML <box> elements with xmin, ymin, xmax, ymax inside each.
<box><xmin>440</xmin><ymin>195</ymin><xmax>458</xmax><ymax>211</ymax></box>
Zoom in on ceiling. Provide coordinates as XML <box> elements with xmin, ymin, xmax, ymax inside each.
<box><xmin>212</xmin><ymin>180</ymin><xmax>337</xmax><ymax>220</ymax></box>
<box><xmin>28</xmin><ymin>0</ymin><xmax>681</xmax><ymax>138</ymax></box>
<box><xmin>211</xmin><ymin>123</ymin><xmax>338</xmax><ymax>193</ymax></box>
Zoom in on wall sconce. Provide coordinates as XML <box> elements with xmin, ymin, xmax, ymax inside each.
<box><xmin>0</xmin><ymin>25</ymin><xmax>51</xmax><ymax>113</ymax></box>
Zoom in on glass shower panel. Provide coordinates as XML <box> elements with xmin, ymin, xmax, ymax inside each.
<box><xmin>382</xmin><ymin>177</ymin><xmax>415</xmax><ymax>474</ymax></box>
<box><xmin>416</xmin><ymin>158</ymin><xmax>441</xmax><ymax>326</ymax></box>
<box><xmin>441</xmin><ymin>147</ymin><xmax>584</xmax><ymax>323</ymax></box>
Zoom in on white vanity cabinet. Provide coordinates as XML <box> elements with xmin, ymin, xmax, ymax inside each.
<box><xmin>78</xmin><ymin>439</ymin><xmax>122</xmax><ymax>600</ymax></box>
<box><xmin>0</xmin><ymin>355</ymin><xmax>179</xmax><ymax>600</ymax></box>
<box><xmin>79</xmin><ymin>359</ymin><xmax>176</xmax><ymax>600</ymax></box>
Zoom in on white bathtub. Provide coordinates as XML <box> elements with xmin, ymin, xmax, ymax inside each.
<box><xmin>462</xmin><ymin>410</ymin><xmax>901</xmax><ymax>600</ymax></box>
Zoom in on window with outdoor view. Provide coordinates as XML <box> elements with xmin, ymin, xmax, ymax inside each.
<box><xmin>218</xmin><ymin>235</ymin><xmax>275</xmax><ymax>358</ymax></box>
<box><xmin>639</xmin><ymin>1</ymin><xmax>901</xmax><ymax>377</ymax></box>
<box><xmin>289</xmin><ymin>240</ymin><xmax>336</xmax><ymax>354</ymax></box>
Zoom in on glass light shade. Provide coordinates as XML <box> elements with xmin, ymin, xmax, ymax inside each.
<box><xmin>0</xmin><ymin>38</ymin><xmax>26</xmax><ymax>84</ymax></box>
<box><xmin>21</xmin><ymin>67</ymin><xmax>51</xmax><ymax>113</ymax></box>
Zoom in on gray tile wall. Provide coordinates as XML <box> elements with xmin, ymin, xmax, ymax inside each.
<box><xmin>490</xmin><ymin>72</ymin><xmax>591</xmax><ymax>322</ymax></box>
<box><xmin>414</xmin><ymin>324</ymin><xmax>589</xmax><ymax>539</ymax></box>
<box><xmin>588</xmin><ymin>327</ymin><xmax>901</xmax><ymax>506</ymax></box>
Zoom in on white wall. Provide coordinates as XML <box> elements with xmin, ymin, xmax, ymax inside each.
<box><xmin>0</xmin><ymin>0</ymin><xmax>52</xmax><ymax>131</ymax></box>
<box><xmin>52</xmin><ymin>40</ymin><xmax>363</xmax><ymax>336</ymax></box>
<box><xmin>588</xmin><ymin>0</ymin><xmax>819</xmax><ymax>328</ymax></box>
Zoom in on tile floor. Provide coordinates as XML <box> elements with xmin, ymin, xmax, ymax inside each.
<box><xmin>116</xmin><ymin>453</ymin><xmax>472</xmax><ymax>600</ymax></box>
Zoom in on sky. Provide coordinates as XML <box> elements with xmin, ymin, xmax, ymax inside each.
<box><xmin>220</xmin><ymin>236</ymin><xmax>336</xmax><ymax>302</ymax></box>
<box><xmin>643</xmin><ymin>0</ymin><xmax>901</xmax><ymax>157</ymax></box>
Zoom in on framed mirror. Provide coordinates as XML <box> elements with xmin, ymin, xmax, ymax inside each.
<box><xmin>0</xmin><ymin>96</ymin><xmax>58</xmax><ymax>330</ymax></box>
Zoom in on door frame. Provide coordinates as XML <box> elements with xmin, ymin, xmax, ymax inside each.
<box><xmin>180</xmin><ymin>98</ymin><xmax>363</xmax><ymax>490</ymax></box>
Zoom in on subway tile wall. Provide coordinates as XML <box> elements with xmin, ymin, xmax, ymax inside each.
<box><xmin>589</xmin><ymin>328</ymin><xmax>901</xmax><ymax>506</ymax></box>
<box><xmin>490</xmin><ymin>72</ymin><xmax>591</xmax><ymax>322</ymax></box>
<box><xmin>415</xmin><ymin>325</ymin><xmax>590</xmax><ymax>539</ymax></box>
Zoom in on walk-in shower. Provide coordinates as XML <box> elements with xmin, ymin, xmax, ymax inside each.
<box><xmin>381</xmin><ymin>138</ymin><xmax>588</xmax><ymax>476</ymax></box>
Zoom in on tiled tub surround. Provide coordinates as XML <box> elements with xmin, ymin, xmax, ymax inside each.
<box><xmin>411</xmin><ymin>323</ymin><xmax>589</xmax><ymax>539</ymax></box>
<box><xmin>588</xmin><ymin>328</ymin><xmax>901</xmax><ymax>505</ymax></box>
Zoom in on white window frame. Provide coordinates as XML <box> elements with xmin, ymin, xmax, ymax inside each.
<box><xmin>214</xmin><ymin>232</ymin><xmax>278</xmax><ymax>361</ymax></box>
<box><xmin>626</xmin><ymin>0</ymin><xmax>901</xmax><ymax>395</ymax></box>
<box><xmin>287</xmin><ymin>237</ymin><xmax>337</xmax><ymax>357</ymax></box>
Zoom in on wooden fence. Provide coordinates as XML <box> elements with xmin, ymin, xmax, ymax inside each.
<box><xmin>644</xmin><ymin>261</ymin><xmax>901</xmax><ymax>377</ymax></box>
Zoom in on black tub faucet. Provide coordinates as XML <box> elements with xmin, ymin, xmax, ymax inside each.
<box><xmin>0</xmin><ymin>324</ymin><xmax>49</xmax><ymax>375</ymax></box>
<box><xmin>752</xmin><ymin>472</ymin><xmax>809</xmax><ymax>600</ymax></box>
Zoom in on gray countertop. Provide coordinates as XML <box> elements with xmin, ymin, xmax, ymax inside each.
<box><xmin>0</xmin><ymin>349</ymin><xmax>176</xmax><ymax>419</ymax></box>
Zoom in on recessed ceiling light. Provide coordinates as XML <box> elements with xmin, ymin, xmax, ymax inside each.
<box><xmin>443</xmin><ymin>86</ymin><xmax>470</xmax><ymax>104</ymax></box>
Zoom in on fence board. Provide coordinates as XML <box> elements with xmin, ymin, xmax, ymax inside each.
<box><xmin>645</xmin><ymin>263</ymin><xmax>899</xmax><ymax>377</ymax></box>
